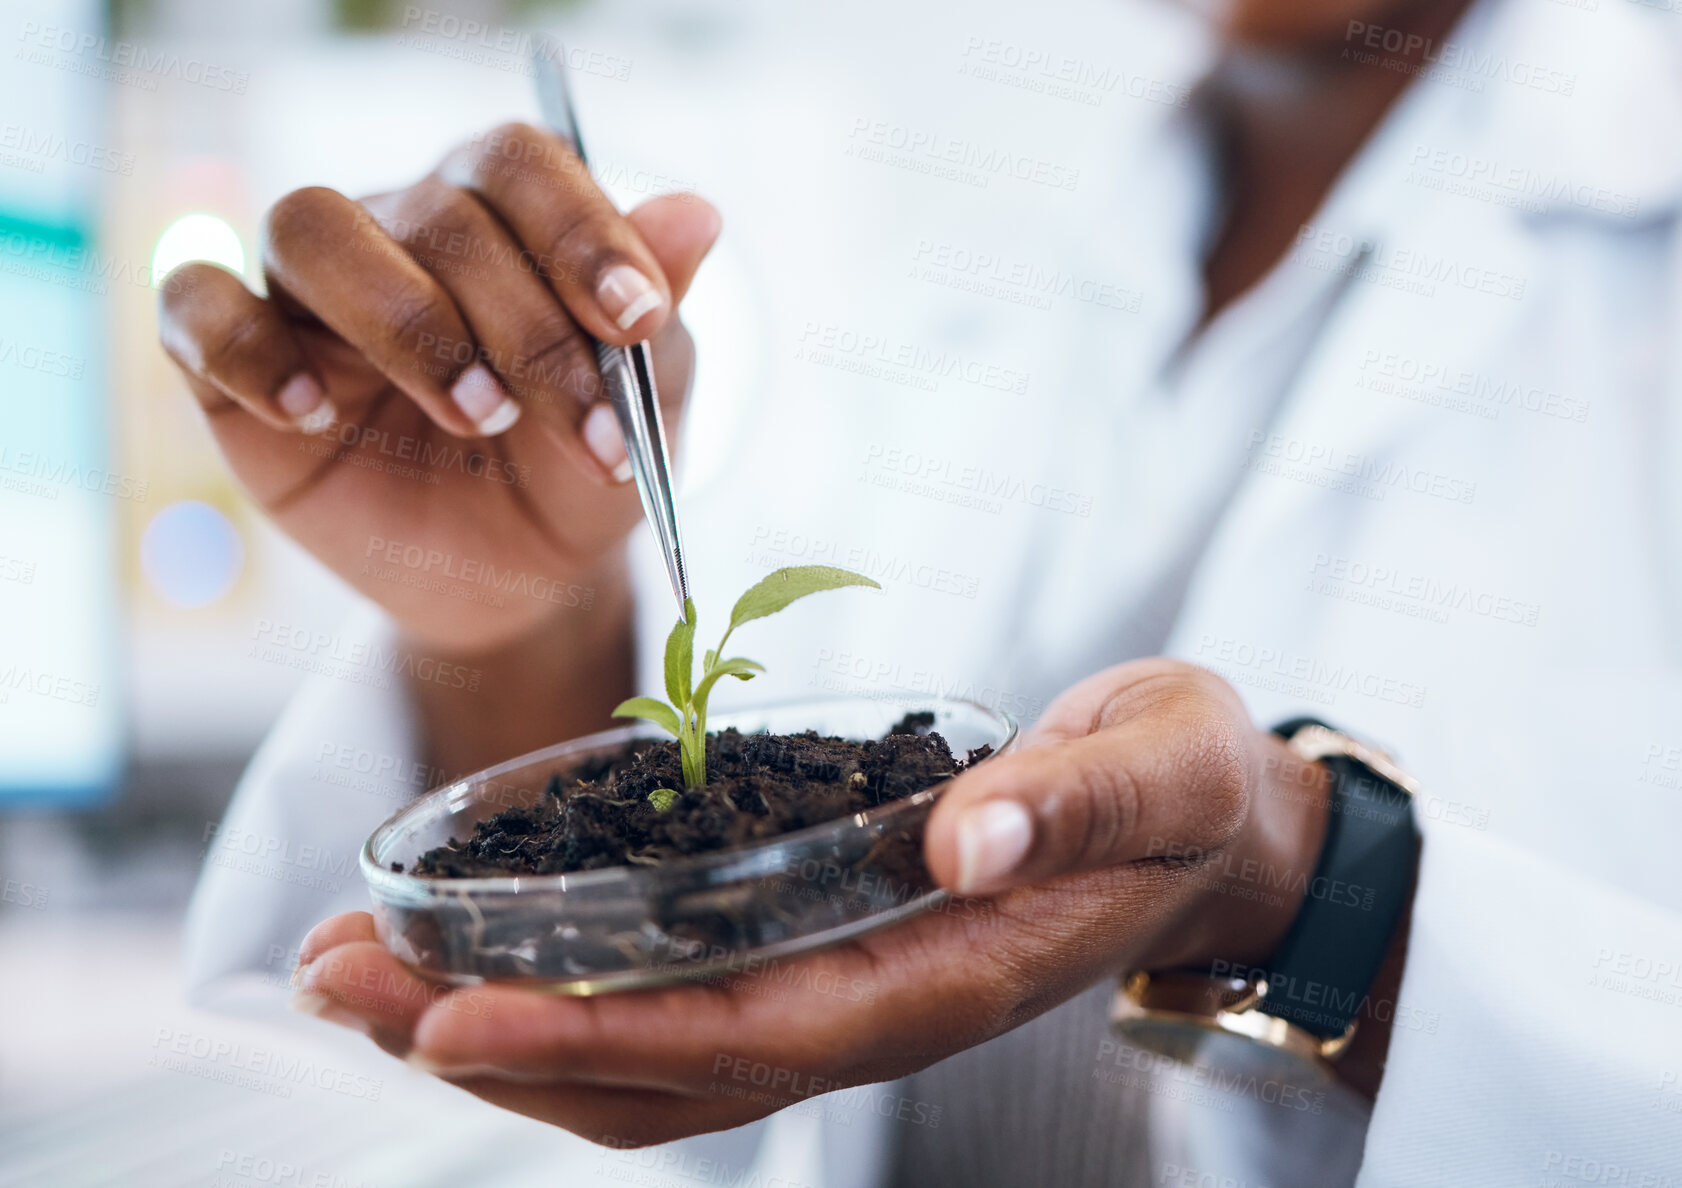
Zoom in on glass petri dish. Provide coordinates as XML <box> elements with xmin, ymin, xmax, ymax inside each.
<box><xmin>362</xmin><ymin>696</ymin><xmax>1017</xmax><ymax>994</ymax></box>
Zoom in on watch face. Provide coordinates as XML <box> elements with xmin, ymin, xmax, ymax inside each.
<box><xmin>1116</xmin><ymin>1017</ymin><xmax>1214</xmax><ymax>1067</ymax></box>
<box><xmin>1111</xmin><ymin>1020</ymin><xmax>1338</xmax><ymax>1113</ymax></box>
<box><xmin>1185</xmin><ymin>1028</ymin><xmax>1335</xmax><ymax>1089</ymax></box>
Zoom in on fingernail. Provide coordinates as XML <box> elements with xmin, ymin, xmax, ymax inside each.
<box><xmin>582</xmin><ymin>402</ymin><xmax>629</xmax><ymax>480</ymax></box>
<box><xmin>278</xmin><ymin>374</ymin><xmax>334</xmax><ymax>434</ymax></box>
<box><xmin>290</xmin><ymin>991</ymin><xmax>329</xmax><ymax>1016</ymax></box>
<box><xmin>597</xmin><ymin>264</ymin><xmax>663</xmax><ymax>332</ymax></box>
<box><xmin>451</xmin><ymin>363</ymin><xmax>521</xmax><ymax>435</ymax></box>
<box><xmin>291</xmin><ymin>991</ymin><xmax>373</xmax><ymax>1036</ymax></box>
<box><xmin>404</xmin><ymin>1052</ymin><xmax>480</xmax><ymax>1079</ymax></box>
<box><xmin>954</xmin><ymin>800</ymin><xmax>1033</xmax><ymax>894</ymax></box>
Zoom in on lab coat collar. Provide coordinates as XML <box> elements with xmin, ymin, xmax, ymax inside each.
<box><xmin>1148</xmin><ymin>0</ymin><xmax>1682</xmax><ymax>375</ymax></box>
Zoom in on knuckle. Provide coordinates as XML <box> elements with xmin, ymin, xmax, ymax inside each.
<box><xmin>382</xmin><ymin>288</ymin><xmax>456</xmax><ymax>366</ymax></box>
<box><xmin>470</xmin><ymin>120</ymin><xmax>572</xmax><ymax>183</ymax></box>
<box><xmin>387</xmin><ymin>291</ymin><xmax>444</xmax><ymax>342</ymax></box>
<box><xmin>484</xmin><ymin>119</ymin><xmax>543</xmax><ymax>151</ymax></box>
<box><xmin>1150</xmin><ymin>657</ymin><xmax>1206</xmax><ymax>682</ymax></box>
<box><xmin>156</xmin><ymin>261</ymin><xmax>216</xmax><ymax>314</ymax></box>
<box><xmin>1093</xmin><ymin>660</ymin><xmax>1203</xmax><ymax>728</ymax></box>
<box><xmin>469</xmin><ymin>121</ymin><xmax>526</xmax><ymax>165</ymax></box>
<box><xmin>1188</xmin><ymin>715</ymin><xmax>1251</xmax><ymax>848</ymax></box>
<box><xmin>1184</xmin><ymin>661</ymin><xmax>1242</xmax><ymax>708</ymax></box>
<box><xmin>199</xmin><ymin>313</ymin><xmax>274</xmax><ymax>381</ymax></box>
<box><xmin>545</xmin><ymin>205</ymin><xmax>619</xmax><ymax>282</ymax></box>
<box><xmin>391</xmin><ymin>179</ymin><xmax>479</xmax><ymax>244</ymax></box>
<box><xmin>1068</xmin><ymin>756</ymin><xmax>1132</xmax><ymax>870</ymax></box>
<box><xmin>512</xmin><ymin>317</ymin><xmax>596</xmax><ymax>400</ymax></box>
<box><xmin>265</xmin><ymin>185</ymin><xmax>345</xmax><ymax>251</ymax></box>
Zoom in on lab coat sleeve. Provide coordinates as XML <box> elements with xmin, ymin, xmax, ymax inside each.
<box><xmin>1356</xmin><ymin>686</ymin><xmax>1682</xmax><ymax>1186</ymax></box>
<box><xmin>1358</xmin><ymin>830</ymin><xmax>1682</xmax><ymax>1186</ymax></box>
<box><xmin>181</xmin><ymin>606</ymin><xmax>422</xmax><ymax>1018</ymax></box>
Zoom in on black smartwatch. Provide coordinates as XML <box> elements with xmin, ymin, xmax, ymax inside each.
<box><xmin>1109</xmin><ymin>719</ymin><xmax>1421</xmax><ymax>1074</ymax></box>
<box><xmin>1254</xmin><ymin>717</ymin><xmax>1422</xmax><ymax>1040</ymax></box>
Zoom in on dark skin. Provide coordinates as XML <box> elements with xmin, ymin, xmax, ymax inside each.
<box><xmin>158</xmin><ymin>0</ymin><xmax>1468</xmax><ymax>1146</ymax></box>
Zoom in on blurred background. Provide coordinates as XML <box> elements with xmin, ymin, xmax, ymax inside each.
<box><xmin>0</xmin><ymin>0</ymin><xmax>1199</xmax><ymax>1182</ymax></box>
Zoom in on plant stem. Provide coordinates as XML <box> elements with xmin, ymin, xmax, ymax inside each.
<box><xmin>690</xmin><ymin>700</ymin><xmax>707</xmax><ymax>788</ymax></box>
<box><xmin>683</xmin><ymin>626</ymin><xmax>734</xmax><ymax>789</ymax></box>
<box><xmin>679</xmin><ymin>698</ymin><xmax>706</xmax><ymax>789</ymax></box>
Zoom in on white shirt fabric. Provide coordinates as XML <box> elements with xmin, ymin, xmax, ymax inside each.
<box><xmin>185</xmin><ymin>0</ymin><xmax>1682</xmax><ymax>1182</ymax></box>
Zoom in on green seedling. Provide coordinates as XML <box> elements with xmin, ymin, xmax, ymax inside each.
<box><xmin>646</xmin><ymin>787</ymin><xmax>679</xmax><ymax>812</ymax></box>
<box><xmin>613</xmin><ymin>565</ymin><xmax>881</xmax><ymax>792</ymax></box>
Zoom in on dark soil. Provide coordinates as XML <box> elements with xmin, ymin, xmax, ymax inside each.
<box><xmin>407</xmin><ymin>712</ymin><xmax>991</xmax><ymax>878</ymax></box>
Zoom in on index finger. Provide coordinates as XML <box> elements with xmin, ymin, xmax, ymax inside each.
<box><xmin>403</xmin><ymin>915</ymin><xmax>1005</xmax><ymax>1096</ymax></box>
<box><xmin>443</xmin><ymin>122</ymin><xmax>672</xmax><ymax>345</ymax></box>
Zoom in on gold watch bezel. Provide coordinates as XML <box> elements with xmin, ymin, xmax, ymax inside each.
<box><xmin>1110</xmin><ymin>969</ymin><xmax>1356</xmax><ymax>1066</ymax></box>
<box><xmin>1285</xmin><ymin>723</ymin><xmax>1421</xmax><ymax>800</ymax></box>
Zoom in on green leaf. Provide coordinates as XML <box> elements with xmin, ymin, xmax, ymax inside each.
<box><xmin>692</xmin><ymin>657</ymin><xmax>765</xmax><ymax>709</ymax></box>
<box><xmin>703</xmin><ymin>648</ymin><xmax>717</xmax><ymax>671</ymax></box>
<box><xmin>648</xmin><ymin>788</ymin><xmax>679</xmax><ymax>812</ymax></box>
<box><xmin>611</xmin><ymin>697</ymin><xmax>681</xmax><ymax>738</ymax></box>
<box><xmin>664</xmin><ymin>598</ymin><xmax>696</xmax><ymax>708</ymax></box>
<box><xmin>729</xmin><ymin>566</ymin><xmax>880</xmax><ymax>633</ymax></box>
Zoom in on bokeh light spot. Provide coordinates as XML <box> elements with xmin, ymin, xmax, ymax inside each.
<box><xmin>152</xmin><ymin>213</ymin><xmax>245</xmax><ymax>285</ymax></box>
<box><xmin>139</xmin><ymin>501</ymin><xmax>245</xmax><ymax>608</ymax></box>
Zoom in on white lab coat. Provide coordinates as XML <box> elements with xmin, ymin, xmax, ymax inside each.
<box><xmin>185</xmin><ymin>0</ymin><xmax>1682</xmax><ymax>1182</ymax></box>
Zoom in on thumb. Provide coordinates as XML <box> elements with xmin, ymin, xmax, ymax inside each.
<box><xmin>923</xmin><ymin>696</ymin><xmax>1252</xmax><ymax>897</ymax></box>
<box><xmin>626</xmin><ymin>194</ymin><xmax>722</xmax><ymax>307</ymax></box>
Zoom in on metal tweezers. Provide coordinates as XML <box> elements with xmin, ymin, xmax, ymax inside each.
<box><xmin>533</xmin><ymin>47</ymin><xmax>690</xmax><ymax>617</ymax></box>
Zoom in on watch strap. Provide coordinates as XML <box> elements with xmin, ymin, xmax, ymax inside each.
<box><xmin>1254</xmin><ymin>718</ymin><xmax>1420</xmax><ymax>1040</ymax></box>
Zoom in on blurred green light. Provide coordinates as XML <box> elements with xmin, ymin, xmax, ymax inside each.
<box><xmin>152</xmin><ymin>212</ymin><xmax>245</xmax><ymax>285</ymax></box>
